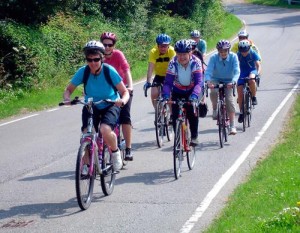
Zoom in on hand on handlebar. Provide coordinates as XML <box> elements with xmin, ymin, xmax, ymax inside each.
<box><xmin>143</xmin><ymin>82</ymin><xmax>151</xmax><ymax>91</ymax></box>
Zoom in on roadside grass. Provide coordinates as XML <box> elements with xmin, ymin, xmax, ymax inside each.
<box><xmin>246</xmin><ymin>0</ymin><xmax>300</xmax><ymax>8</ymax></box>
<box><xmin>0</xmin><ymin>13</ymin><xmax>241</xmax><ymax>120</ymax></box>
<box><xmin>203</xmin><ymin>94</ymin><xmax>300</xmax><ymax>232</ymax></box>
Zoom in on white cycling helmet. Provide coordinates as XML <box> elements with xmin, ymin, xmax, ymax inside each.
<box><xmin>190</xmin><ymin>30</ymin><xmax>201</xmax><ymax>38</ymax></box>
<box><xmin>238</xmin><ymin>30</ymin><xmax>249</xmax><ymax>38</ymax></box>
<box><xmin>238</xmin><ymin>40</ymin><xmax>251</xmax><ymax>52</ymax></box>
<box><xmin>83</xmin><ymin>40</ymin><xmax>105</xmax><ymax>54</ymax></box>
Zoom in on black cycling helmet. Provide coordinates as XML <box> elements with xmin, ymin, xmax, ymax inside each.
<box><xmin>174</xmin><ymin>39</ymin><xmax>192</xmax><ymax>53</ymax></box>
<box><xmin>156</xmin><ymin>34</ymin><xmax>171</xmax><ymax>45</ymax></box>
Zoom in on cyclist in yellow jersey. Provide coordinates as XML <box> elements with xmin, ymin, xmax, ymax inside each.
<box><xmin>144</xmin><ymin>34</ymin><xmax>176</xmax><ymax>108</ymax></box>
<box><xmin>232</xmin><ymin>30</ymin><xmax>261</xmax><ymax>60</ymax></box>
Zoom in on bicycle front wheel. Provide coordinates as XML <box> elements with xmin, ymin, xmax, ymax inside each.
<box><xmin>75</xmin><ymin>141</ymin><xmax>95</xmax><ymax>210</ymax></box>
<box><xmin>155</xmin><ymin>101</ymin><xmax>164</xmax><ymax>148</ymax></box>
<box><xmin>173</xmin><ymin>120</ymin><xmax>183</xmax><ymax>179</ymax></box>
<box><xmin>100</xmin><ymin>145</ymin><xmax>116</xmax><ymax>196</ymax></box>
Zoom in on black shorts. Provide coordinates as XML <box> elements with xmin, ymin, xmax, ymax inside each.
<box><xmin>119</xmin><ymin>91</ymin><xmax>133</xmax><ymax>125</ymax></box>
<box><xmin>152</xmin><ymin>75</ymin><xmax>165</xmax><ymax>86</ymax></box>
<box><xmin>81</xmin><ymin>105</ymin><xmax>121</xmax><ymax>132</ymax></box>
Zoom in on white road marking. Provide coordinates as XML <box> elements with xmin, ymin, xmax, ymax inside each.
<box><xmin>46</xmin><ymin>108</ymin><xmax>59</xmax><ymax>112</ymax></box>
<box><xmin>0</xmin><ymin>114</ymin><xmax>39</xmax><ymax>127</ymax></box>
<box><xmin>180</xmin><ymin>81</ymin><xmax>300</xmax><ymax>233</ymax></box>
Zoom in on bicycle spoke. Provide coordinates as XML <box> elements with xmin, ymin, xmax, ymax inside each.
<box><xmin>173</xmin><ymin>121</ymin><xmax>182</xmax><ymax>179</ymax></box>
<box><xmin>75</xmin><ymin>141</ymin><xmax>95</xmax><ymax>210</ymax></box>
<box><xmin>100</xmin><ymin>145</ymin><xmax>116</xmax><ymax>196</ymax></box>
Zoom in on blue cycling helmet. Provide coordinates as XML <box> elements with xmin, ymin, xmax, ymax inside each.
<box><xmin>156</xmin><ymin>34</ymin><xmax>171</xmax><ymax>45</ymax></box>
<box><xmin>174</xmin><ymin>39</ymin><xmax>192</xmax><ymax>53</ymax></box>
<box><xmin>216</xmin><ymin>39</ymin><xmax>231</xmax><ymax>50</ymax></box>
<box><xmin>238</xmin><ymin>40</ymin><xmax>251</xmax><ymax>52</ymax></box>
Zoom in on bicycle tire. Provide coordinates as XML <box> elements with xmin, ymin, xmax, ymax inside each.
<box><xmin>217</xmin><ymin>103</ymin><xmax>225</xmax><ymax>148</ymax></box>
<box><xmin>118</xmin><ymin>130</ymin><xmax>128</xmax><ymax>168</ymax></box>
<box><xmin>165</xmin><ymin>104</ymin><xmax>173</xmax><ymax>142</ymax></box>
<box><xmin>155</xmin><ymin>101</ymin><xmax>164</xmax><ymax>148</ymax></box>
<box><xmin>173</xmin><ymin>120</ymin><xmax>183</xmax><ymax>179</ymax></box>
<box><xmin>75</xmin><ymin>141</ymin><xmax>95</xmax><ymax>210</ymax></box>
<box><xmin>100</xmin><ymin>145</ymin><xmax>116</xmax><ymax>196</ymax></box>
<box><xmin>247</xmin><ymin>91</ymin><xmax>252</xmax><ymax>127</ymax></box>
<box><xmin>242</xmin><ymin>91</ymin><xmax>247</xmax><ymax>132</ymax></box>
<box><xmin>187</xmin><ymin>143</ymin><xmax>196</xmax><ymax>170</ymax></box>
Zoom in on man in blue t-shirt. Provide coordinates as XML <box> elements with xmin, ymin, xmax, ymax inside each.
<box><xmin>236</xmin><ymin>40</ymin><xmax>261</xmax><ymax>123</ymax></box>
<box><xmin>63</xmin><ymin>40</ymin><xmax>129</xmax><ymax>171</ymax></box>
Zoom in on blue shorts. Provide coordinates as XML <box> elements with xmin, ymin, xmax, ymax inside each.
<box><xmin>238</xmin><ymin>70</ymin><xmax>258</xmax><ymax>86</ymax></box>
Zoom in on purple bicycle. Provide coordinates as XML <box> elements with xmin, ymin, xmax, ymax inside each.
<box><xmin>59</xmin><ymin>97</ymin><xmax>117</xmax><ymax>210</ymax></box>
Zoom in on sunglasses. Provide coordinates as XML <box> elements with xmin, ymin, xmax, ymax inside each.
<box><xmin>103</xmin><ymin>43</ymin><xmax>114</xmax><ymax>47</ymax></box>
<box><xmin>86</xmin><ymin>57</ymin><xmax>101</xmax><ymax>62</ymax></box>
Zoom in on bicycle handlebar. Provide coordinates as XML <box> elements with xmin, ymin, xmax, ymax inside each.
<box><xmin>205</xmin><ymin>82</ymin><xmax>236</xmax><ymax>97</ymax></box>
<box><xmin>166</xmin><ymin>99</ymin><xmax>198</xmax><ymax>116</ymax></box>
<box><xmin>144</xmin><ymin>82</ymin><xmax>163</xmax><ymax>97</ymax></box>
<box><xmin>58</xmin><ymin>97</ymin><xmax>116</xmax><ymax>106</ymax></box>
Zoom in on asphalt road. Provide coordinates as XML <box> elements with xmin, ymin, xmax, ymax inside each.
<box><xmin>0</xmin><ymin>2</ymin><xmax>299</xmax><ymax>233</ymax></box>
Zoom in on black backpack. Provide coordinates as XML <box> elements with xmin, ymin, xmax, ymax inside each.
<box><xmin>82</xmin><ymin>63</ymin><xmax>117</xmax><ymax>95</ymax></box>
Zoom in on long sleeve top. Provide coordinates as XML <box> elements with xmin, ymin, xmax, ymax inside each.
<box><xmin>162</xmin><ymin>55</ymin><xmax>203</xmax><ymax>98</ymax></box>
<box><xmin>204</xmin><ymin>52</ymin><xmax>240</xmax><ymax>84</ymax></box>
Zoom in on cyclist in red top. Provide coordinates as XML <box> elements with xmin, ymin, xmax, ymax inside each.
<box><xmin>100</xmin><ymin>32</ymin><xmax>134</xmax><ymax>161</ymax></box>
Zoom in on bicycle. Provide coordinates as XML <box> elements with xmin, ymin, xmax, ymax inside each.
<box><xmin>59</xmin><ymin>97</ymin><xmax>118</xmax><ymax>210</ymax></box>
<box><xmin>169</xmin><ymin>99</ymin><xmax>197</xmax><ymax>179</ymax></box>
<box><xmin>145</xmin><ymin>82</ymin><xmax>173</xmax><ymax>148</ymax></box>
<box><xmin>206</xmin><ymin>82</ymin><xmax>236</xmax><ymax>148</ymax></box>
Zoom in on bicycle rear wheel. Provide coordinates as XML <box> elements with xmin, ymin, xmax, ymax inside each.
<box><xmin>155</xmin><ymin>101</ymin><xmax>164</xmax><ymax>148</ymax></box>
<box><xmin>165</xmin><ymin>104</ymin><xmax>173</xmax><ymax>142</ymax></box>
<box><xmin>75</xmin><ymin>141</ymin><xmax>95</xmax><ymax>210</ymax></box>
<box><xmin>100</xmin><ymin>145</ymin><xmax>116</xmax><ymax>196</ymax></box>
<box><xmin>173</xmin><ymin>120</ymin><xmax>183</xmax><ymax>179</ymax></box>
<box><xmin>187</xmin><ymin>146</ymin><xmax>196</xmax><ymax>170</ymax></box>
<box><xmin>218</xmin><ymin>103</ymin><xmax>225</xmax><ymax>148</ymax></box>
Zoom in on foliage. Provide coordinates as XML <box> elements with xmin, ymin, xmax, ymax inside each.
<box><xmin>0</xmin><ymin>0</ymin><xmax>229</xmax><ymax>102</ymax></box>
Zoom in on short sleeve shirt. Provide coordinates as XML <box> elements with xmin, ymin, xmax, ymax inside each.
<box><xmin>148</xmin><ymin>45</ymin><xmax>176</xmax><ymax>77</ymax></box>
<box><xmin>71</xmin><ymin>64</ymin><xmax>121</xmax><ymax>109</ymax></box>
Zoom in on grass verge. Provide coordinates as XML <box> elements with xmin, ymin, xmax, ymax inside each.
<box><xmin>203</xmin><ymin>94</ymin><xmax>300</xmax><ymax>232</ymax></box>
<box><xmin>246</xmin><ymin>0</ymin><xmax>300</xmax><ymax>8</ymax></box>
<box><xmin>0</xmin><ymin>13</ymin><xmax>241</xmax><ymax>120</ymax></box>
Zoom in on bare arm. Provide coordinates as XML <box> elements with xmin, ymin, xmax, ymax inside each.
<box><xmin>116</xmin><ymin>81</ymin><xmax>129</xmax><ymax>107</ymax></box>
<box><xmin>146</xmin><ymin>62</ymin><xmax>155</xmax><ymax>83</ymax></box>
<box><xmin>125</xmin><ymin>69</ymin><xmax>133</xmax><ymax>91</ymax></box>
<box><xmin>63</xmin><ymin>83</ymin><xmax>76</xmax><ymax>101</ymax></box>
<box><xmin>255</xmin><ymin>60</ymin><xmax>261</xmax><ymax>75</ymax></box>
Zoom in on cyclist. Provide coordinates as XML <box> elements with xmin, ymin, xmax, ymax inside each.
<box><xmin>204</xmin><ymin>39</ymin><xmax>240</xmax><ymax>135</ymax></box>
<box><xmin>237</xmin><ymin>40</ymin><xmax>261</xmax><ymax>123</ymax></box>
<box><xmin>62</xmin><ymin>40</ymin><xmax>129</xmax><ymax>171</ymax></box>
<box><xmin>162</xmin><ymin>39</ymin><xmax>203</xmax><ymax>145</ymax></box>
<box><xmin>231</xmin><ymin>30</ymin><xmax>261</xmax><ymax>60</ymax></box>
<box><xmin>190</xmin><ymin>30</ymin><xmax>207</xmax><ymax>59</ymax></box>
<box><xmin>143</xmin><ymin>33</ymin><xmax>176</xmax><ymax>108</ymax></box>
<box><xmin>100</xmin><ymin>32</ymin><xmax>134</xmax><ymax>161</ymax></box>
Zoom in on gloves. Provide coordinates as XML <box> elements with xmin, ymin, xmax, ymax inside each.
<box><xmin>189</xmin><ymin>94</ymin><xmax>198</xmax><ymax>102</ymax></box>
<box><xmin>162</xmin><ymin>94</ymin><xmax>170</xmax><ymax>101</ymax></box>
<box><xmin>143</xmin><ymin>82</ymin><xmax>151</xmax><ymax>91</ymax></box>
